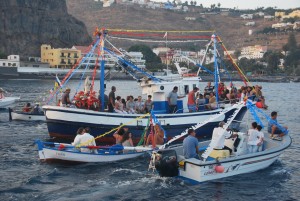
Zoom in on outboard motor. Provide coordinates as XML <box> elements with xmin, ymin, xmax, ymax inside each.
<box><xmin>154</xmin><ymin>150</ymin><xmax>179</xmax><ymax>177</ymax></box>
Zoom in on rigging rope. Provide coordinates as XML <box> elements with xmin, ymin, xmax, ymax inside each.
<box><xmin>137</xmin><ymin>116</ymin><xmax>151</xmax><ymax>146</ymax></box>
<box><xmin>107</xmin><ymin>29</ymin><xmax>215</xmax><ymax>33</ymax></box>
<box><xmin>246</xmin><ymin>100</ymin><xmax>288</xmax><ymax>135</ymax></box>
<box><xmin>108</xmin><ymin>36</ymin><xmax>209</xmax><ymax>43</ymax></box>
<box><xmin>76</xmin><ymin>113</ymin><xmax>150</xmax><ymax>148</ymax></box>
<box><xmin>216</xmin><ymin>36</ymin><xmax>251</xmax><ymax>86</ymax></box>
<box><xmin>46</xmin><ymin>38</ymin><xmax>100</xmax><ymax>104</ymax></box>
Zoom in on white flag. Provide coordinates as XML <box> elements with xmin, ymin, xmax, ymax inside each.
<box><xmin>163</xmin><ymin>32</ymin><xmax>168</xmax><ymax>38</ymax></box>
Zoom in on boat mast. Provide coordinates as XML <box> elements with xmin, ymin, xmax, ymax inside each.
<box><xmin>212</xmin><ymin>34</ymin><xmax>219</xmax><ymax>107</ymax></box>
<box><xmin>99</xmin><ymin>28</ymin><xmax>106</xmax><ymax>111</ymax></box>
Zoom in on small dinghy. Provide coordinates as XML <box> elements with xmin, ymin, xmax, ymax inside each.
<box><xmin>151</xmin><ymin>132</ymin><xmax>291</xmax><ymax>183</ymax></box>
<box><xmin>9</xmin><ymin>108</ymin><xmax>45</xmax><ymax>121</ymax></box>
<box><xmin>35</xmin><ymin>140</ymin><xmax>153</xmax><ymax>163</ymax></box>
<box><xmin>149</xmin><ymin>100</ymin><xmax>291</xmax><ymax>183</ymax></box>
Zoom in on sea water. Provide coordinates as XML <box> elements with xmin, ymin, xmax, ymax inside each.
<box><xmin>0</xmin><ymin>79</ymin><xmax>299</xmax><ymax>200</ymax></box>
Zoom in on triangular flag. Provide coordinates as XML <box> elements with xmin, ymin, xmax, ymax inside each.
<box><xmin>163</xmin><ymin>32</ymin><xmax>168</xmax><ymax>38</ymax></box>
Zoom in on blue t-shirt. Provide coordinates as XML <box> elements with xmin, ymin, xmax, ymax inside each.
<box><xmin>183</xmin><ymin>135</ymin><xmax>198</xmax><ymax>159</ymax></box>
<box><xmin>268</xmin><ymin>119</ymin><xmax>277</xmax><ymax>133</ymax></box>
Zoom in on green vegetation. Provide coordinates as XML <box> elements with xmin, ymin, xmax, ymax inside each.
<box><xmin>283</xmin><ymin>33</ymin><xmax>300</xmax><ymax>75</ymax></box>
<box><xmin>128</xmin><ymin>44</ymin><xmax>163</xmax><ymax>71</ymax></box>
<box><xmin>282</xmin><ymin>17</ymin><xmax>300</xmax><ymax>24</ymax></box>
<box><xmin>0</xmin><ymin>52</ymin><xmax>7</xmax><ymax>59</ymax></box>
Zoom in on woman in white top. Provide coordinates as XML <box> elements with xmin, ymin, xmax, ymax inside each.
<box><xmin>135</xmin><ymin>96</ymin><xmax>144</xmax><ymax>114</ymax></box>
<box><xmin>126</xmin><ymin>95</ymin><xmax>136</xmax><ymax>114</ymax></box>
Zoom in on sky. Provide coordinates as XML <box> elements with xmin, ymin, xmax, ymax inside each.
<box><xmin>197</xmin><ymin>0</ymin><xmax>300</xmax><ymax>9</ymax></box>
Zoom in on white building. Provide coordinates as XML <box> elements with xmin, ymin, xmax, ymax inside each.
<box><xmin>245</xmin><ymin>21</ymin><xmax>255</xmax><ymax>26</ymax></box>
<box><xmin>0</xmin><ymin>55</ymin><xmax>20</xmax><ymax>67</ymax></box>
<box><xmin>264</xmin><ymin>15</ymin><xmax>274</xmax><ymax>19</ymax></box>
<box><xmin>239</xmin><ymin>45</ymin><xmax>267</xmax><ymax>60</ymax></box>
<box><xmin>240</xmin><ymin>14</ymin><xmax>253</xmax><ymax>19</ymax></box>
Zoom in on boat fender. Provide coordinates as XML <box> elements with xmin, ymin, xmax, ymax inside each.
<box><xmin>255</xmin><ymin>102</ymin><xmax>263</xmax><ymax>108</ymax></box>
<box><xmin>215</xmin><ymin>165</ymin><xmax>225</xmax><ymax>173</ymax></box>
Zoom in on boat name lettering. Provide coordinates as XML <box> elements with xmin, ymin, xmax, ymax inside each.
<box><xmin>56</xmin><ymin>152</ymin><xmax>65</xmax><ymax>157</ymax></box>
<box><xmin>204</xmin><ymin>170</ymin><xmax>216</xmax><ymax>175</ymax></box>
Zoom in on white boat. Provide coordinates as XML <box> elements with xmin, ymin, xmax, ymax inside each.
<box><xmin>0</xmin><ymin>96</ymin><xmax>20</xmax><ymax>108</ymax></box>
<box><xmin>8</xmin><ymin>108</ymin><xmax>46</xmax><ymax>121</ymax></box>
<box><xmin>153</xmin><ymin>132</ymin><xmax>291</xmax><ymax>183</ymax></box>
<box><xmin>35</xmin><ymin>140</ymin><xmax>153</xmax><ymax>163</ymax></box>
<box><xmin>42</xmin><ymin>31</ymin><xmax>248</xmax><ymax>143</ymax></box>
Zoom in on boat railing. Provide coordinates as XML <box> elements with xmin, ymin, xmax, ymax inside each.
<box><xmin>173</xmin><ymin>98</ymin><xmax>242</xmax><ymax>113</ymax></box>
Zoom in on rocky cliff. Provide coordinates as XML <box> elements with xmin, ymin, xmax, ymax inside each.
<box><xmin>0</xmin><ymin>0</ymin><xmax>92</xmax><ymax>58</ymax></box>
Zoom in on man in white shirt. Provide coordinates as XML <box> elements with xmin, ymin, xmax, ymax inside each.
<box><xmin>247</xmin><ymin>122</ymin><xmax>260</xmax><ymax>153</ymax></box>
<box><xmin>72</xmin><ymin>127</ymin><xmax>97</xmax><ymax>153</ymax></box>
<box><xmin>211</xmin><ymin>121</ymin><xmax>237</xmax><ymax>154</ymax></box>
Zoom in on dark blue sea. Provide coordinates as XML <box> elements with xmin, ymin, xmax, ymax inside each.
<box><xmin>0</xmin><ymin>79</ymin><xmax>299</xmax><ymax>201</ymax></box>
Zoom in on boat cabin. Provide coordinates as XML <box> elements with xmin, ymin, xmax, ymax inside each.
<box><xmin>140</xmin><ymin>77</ymin><xmax>202</xmax><ymax>113</ymax></box>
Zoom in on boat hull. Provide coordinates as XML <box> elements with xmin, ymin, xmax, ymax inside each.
<box><xmin>36</xmin><ymin>140</ymin><xmax>147</xmax><ymax>163</ymax></box>
<box><xmin>9</xmin><ymin>109</ymin><xmax>46</xmax><ymax>121</ymax></box>
<box><xmin>175</xmin><ymin>135</ymin><xmax>292</xmax><ymax>183</ymax></box>
<box><xmin>38</xmin><ymin>148</ymin><xmax>145</xmax><ymax>163</ymax></box>
<box><xmin>43</xmin><ymin>104</ymin><xmax>247</xmax><ymax>143</ymax></box>
<box><xmin>0</xmin><ymin>97</ymin><xmax>20</xmax><ymax>108</ymax></box>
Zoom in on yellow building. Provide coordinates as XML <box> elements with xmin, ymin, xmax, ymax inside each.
<box><xmin>280</xmin><ymin>10</ymin><xmax>300</xmax><ymax>19</ymax></box>
<box><xmin>275</xmin><ymin>11</ymin><xmax>285</xmax><ymax>18</ymax></box>
<box><xmin>41</xmin><ymin>44</ymin><xmax>81</xmax><ymax>68</ymax></box>
<box><xmin>288</xmin><ymin>10</ymin><xmax>300</xmax><ymax>18</ymax></box>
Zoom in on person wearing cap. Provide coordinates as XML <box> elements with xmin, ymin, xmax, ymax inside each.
<box><xmin>211</xmin><ymin>121</ymin><xmax>238</xmax><ymax>154</ymax></box>
<box><xmin>187</xmin><ymin>87</ymin><xmax>199</xmax><ymax>112</ymax></box>
<box><xmin>183</xmin><ymin>129</ymin><xmax>200</xmax><ymax>159</ymax></box>
<box><xmin>61</xmin><ymin>88</ymin><xmax>71</xmax><ymax>107</ymax></box>
<box><xmin>167</xmin><ymin>86</ymin><xmax>185</xmax><ymax>113</ymax></box>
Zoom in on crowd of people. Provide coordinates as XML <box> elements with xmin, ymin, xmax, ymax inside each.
<box><xmin>182</xmin><ymin>110</ymin><xmax>287</xmax><ymax>159</ymax></box>
<box><xmin>107</xmin><ymin>86</ymin><xmax>154</xmax><ymax>114</ymax></box>
<box><xmin>54</xmin><ymin>81</ymin><xmax>268</xmax><ymax>114</ymax></box>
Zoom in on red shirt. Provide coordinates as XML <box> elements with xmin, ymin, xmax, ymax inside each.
<box><xmin>187</xmin><ymin>91</ymin><xmax>196</xmax><ymax>105</ymax></box>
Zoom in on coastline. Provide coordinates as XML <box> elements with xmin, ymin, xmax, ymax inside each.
<box><xmin>0</xmin><ymin>67</ymin><xmax>299</xmax><ymax>83</ymax></box>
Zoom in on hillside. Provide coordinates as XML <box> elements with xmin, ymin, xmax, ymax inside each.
<box><xmin>66</xmin><ymin>0</ymin><xmax>300</xmax><ymax>52</ymax></box>
<box><xmin>0</xmin><ymin>0</ymin><xmax>91</xmax><ymax>58</ymax></box>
